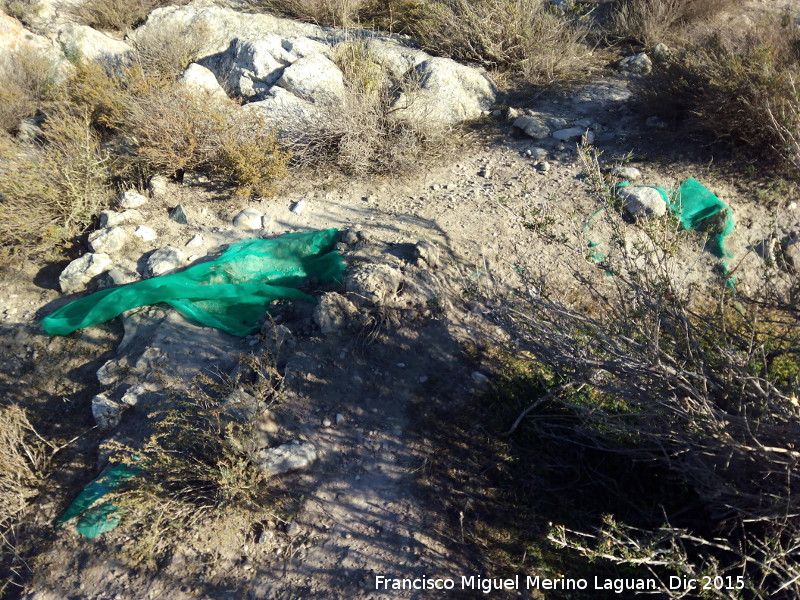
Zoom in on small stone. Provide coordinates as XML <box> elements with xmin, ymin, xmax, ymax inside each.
<box><xmin>92</xmin><ymin>394</ymin><xmax>123</xmax><ymax>431</ymax></box>
<box><xmin>100</xmin><ymin>209</ymin><xmax>142</xmax><ymax>228</ymax></box>
<box><xmin>148</xmin><ymin>175</ymin><xmax>168</xmax><ymax>197</ymax></box>
<box><xmin>169</xmin><ymin>204</ymin><xmax>189</xmax><ymax>225</ymax></box>
<box><xmin>335</xmin><ymin>413</ymin><xmax>345</xmax><ymax>425</ymax></box>
<box><xmin>526</xmin><ymin>147</ymin><xmax>548</xmax><ymax>161</ymax></box>
<box><xmin>134</xmin><ymin>226</ymin><xmax>157</xmax><ymax>242</ymax></box>
<box><xmin>233</xmin><ymin>208</ymin><xmax>264</xmax><ymax>230</ymax></box>
<box><xmin>782</xmin><ymin>231</ymin><xmax>800</xmax><ymax>271</ymax></box>
<box><xmin>513</xmin><ymin>115</ymin><xmax>550</xmax><ymax>139</ymax></box>
<box><xmin>573</xmin><ymin>117</ymin><xmax>594</xmax><ymax>128</ymax></box>
<box><xmin>257</xmin><ymin>441</ymin><xmax>318</xmax><ymax>476</ymax></box>
<box><xmin>612</xmin><ymin>166</ymin><xmax>642</xmax><ymax>181</ymax></box>
<box><xmin>186</xmin><ymin>234</ymin><xmax>203</xmax><ymax>247</ymax></box>
<box><xmin>471</xmin><ymin>371</ymin><xmax>489</xmax><ymax>384</ymax></box>
<box><xmin>652</xmin><ymin>43</ymin><xmax>671</xmax><ymax>63</ymax></box>
<box><xmin>341</xmin><ymin>230</ymin><xmax>359</xmax><ymax>244</ymax></box>
<box><xmin>291</xmin><ymin>200</ymin><xmax>306</xmax><ymax>214</ymax></box>
<box><xmin>286</xmin><ymin>521</ymin><xmax>301</xmax><ymax>537</ymax></box>
<box><xmin>120</xmin><ymin>385</ymin><xmax>147</xmax><ymax>406</ymax></box>
<box><xmin>322</xmin><ymin>417</ymin><xmax>332</xmax><ymax>427</ymax></box>
<box><xmin>552</xmin><ymin>127</ymin><xmax>595</xmax><ymax>144</ymax></box>
<box><xmin>619</xmin><ymin>52</ymin><xmax>652</xmax><ymax>75</ymax></box>
<box><xmin>419</xmin><ymin>376</ymin><xmax>428</xmax><ymax>383</ymax></box>
<box><xmin>479</xmin><ymin>166</ymin><xmax>492</xmax><ymax>178</ymax></box>
<box><xmin>397</xmin><ymin>362</ymin><xmax>406</xmax><ymax>368</ymax></box>
<box><xmin>118</xmin><ymin>189</ymin><xmax>148</xmax><ymax>209</ymax></box>
<box><xmin>538</xmin><ymin>161</ymin><xmax>550</xmax><ymax>173</ymax></box>
<box><xmin>59</xmin><ymin>253</ymin><xmax>113</xmax><ymax>293</ymax></box>
<box><xmin>413</xmin><ymin>240</ymin><xmax>440</xmax><ymax>268</ymax></box>
<box><xmin>313</xmin><ymin>292</ymin><xmax>358</xmax><ymax>334</ymax></box>
<box><xmin>88</xmin><ymin>226</ymin><xmax>128</xmax><ymax>254</ymax></box>
<box><xmin>445</xmin><ymin>184</ymin><xmax>456</xmax><ymax>190</ymax></box>
<box><xmin>618</xmin><ymin>186</ymin><xmax>668</xmax><ymax>219</ymax></box>
<box><xmin>146</xmin><ymin>246</ymin><xmax>185</xmax><ymax>277</ymax></box>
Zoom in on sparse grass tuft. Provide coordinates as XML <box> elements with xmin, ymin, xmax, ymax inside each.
<box><xmin>290</xmin><ymin>39</ymin><xmax>447</xmax><ymax>175</ymax></box>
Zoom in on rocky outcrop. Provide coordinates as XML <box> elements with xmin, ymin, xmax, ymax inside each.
<box><xmin>132</xmin><ymin>3</ymin><xmax>496</xmax><ymax>136</ymax></box>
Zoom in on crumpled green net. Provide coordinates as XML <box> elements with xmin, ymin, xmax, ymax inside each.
<box><xmin>54</xmin><ymin>464</ymin><xmax>140</xmax><ymax>540</ymax></box>
<box><xmin>588</xmin><ymin>178</ymin><xmax>735</xmax><ymax>278</ymax></box>
<box><xmin>42</xmin><ymin>228</ymin><xmax>345</xmax><ymax>337</ymax></box>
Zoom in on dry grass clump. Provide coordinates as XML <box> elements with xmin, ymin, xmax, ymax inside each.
<box><xmin>109</xmin><ymin>360</ymin><xmax>281</xmax><ymax>569</ymax></box>
<box><xmin>403</xmin><ymin>0</ymin><xmax>592</xmax><ymax>84</ymax></box>
<box><xmin>646</xmin><ymin>13</ymin><xmax>800</xmax><ymax>173</ymax></box>
<box><xmin>77</xmin><ymin>0</ymin><xmax>181</xmax><ymax>32</ymax></box>
<box><xmin>252</xmin><ymin>0</ymin><xmax>592</xmax><ymax>84</ymax></box>
<box><xmin>130</xmin><ymin>20</ymin><xmax>209</xmax><ymax>79</ymax></box>
<box><xmin>289</xmin><ymin>39</ymin><xmax>447</xmax><ymax>175</ymax></box>
<box><xmin>0</xmin><ymin>47</ymin><xmax>61</xmax><ymax>134</ymax></box>
<box><xmin>0</xmin><ymin>107</ymin><xmax>110</xmax><ymax>257</ymax></box>
<box><xmin>610</xmin><ymin>0</ymin><xmax>737</xmax><ymax>46</ymax></box>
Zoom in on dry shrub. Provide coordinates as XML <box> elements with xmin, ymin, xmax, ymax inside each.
<box><xmin>610</xmin><ymin>0</ymin><xmax>737</xmax><ymax>46</ymax></box>
<box><xmin>0</xmin><ymin>0</ymin><xmax>42</xmax><ymax>23</ymax></box>
<box><xmin>131</xmin><ymin>20</ymin><xmax>208</xmax><ymax>79</ymax></box>
<box><xmin>108</xmin><ymin>358</ymin><xmax>281</xmax><ymax>569</ymax></box>
<box><xmin>290</xmin><ymin>39</ymin><xmax>444</xmax><ymax>175</ymax></box>
<box><xmin>0</xmin><ymin>107</ymin><xmax>110</xmax><ymax>257</ymax></box>
<box><xmin>77</xmin><ymin>0</ymin><xmax>180</xmax><ymax>31</ymax></box>
<box><xmin>403</xmin><ymin>0</ymin><xmax>592</xmax><ymax>84</ymax></box>
<box><xmin>123</xmin><ymin>83</ymin><xmax>289</xmax><ymax>196</ymax></box>
<box><xmin>494</xmin><ymin>148</ymin><xmax>800</xmax><ymax>598</ymax></box>
<box><xmin>251</xmin><ymin>0</ymin><xmax>367</xmax><ymax>26</ymax></box>
<box><xmin>0</xmin><ymin>47</ymin><xmax>61</xmax><ymax>134</ymax></box>
<box><xmin>645</xmin><ymin>12</ymin><xmax>800</xmax><ymax>172</ymax></box>
<box><xmin>0</xmin><ymin>405</ymin><xmax>55</xmax><ymax>595</ymax></box>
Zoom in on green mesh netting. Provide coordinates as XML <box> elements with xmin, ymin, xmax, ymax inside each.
<box><xmin>586</xmin><ymin>178</ymin><xmax>735</xmax><ymax>278</ymax></box>
<box><xmin>54</xmin><ymin>464</ymin><xmax>140</xmax><ymax>540</ymax></box>
<box><xmin>42</xmin><ymin>229</ymin><xmax>345</xmax><ymax>337</ymax></box>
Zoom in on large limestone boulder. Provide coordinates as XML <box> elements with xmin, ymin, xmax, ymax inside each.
<box><xmin>274</xmin><ymin>53</ymin><xmax>344</xmax><ymax>103</ymax></box>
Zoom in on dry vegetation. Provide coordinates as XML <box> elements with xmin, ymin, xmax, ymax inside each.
<box><xmin>76</xmin><ymin>0</ymin><xmax>185</xmax><ymax>32</ymax></box>
<box><xmin>487</xmin><ymin>149</ymin><xmax>800</xmax><ymax>598</ymax></box>
<box><xmin>644</xmin><ymin>11</ymin><xmax>800</xmax><ymax>173</ymax></box>
<box><xmin>610</xmin><ymin>0</ymin><xmax>737</xmax><ymax>46</ymax></box>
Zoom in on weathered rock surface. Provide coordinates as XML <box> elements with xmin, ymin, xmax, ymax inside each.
<box><xmin>59</xmin><ymin>253</ymin><xmax>113</xmax><ymax>293</ymax></box>
<box><xmin>88</xmin><ymin>226</ymin><xmax>128</xmax><ymax>254</ymax></box>
<box><xmin>345</xmin><ymin>264</ymin><xmax>402</xmax><ymax>306</ymax></box>
<box><xmin>233</xmin><ymin>207</ymin><xmax>264</xmax><ymax>230</ymax></box>
<box><xmin>257</xmin><ymin>441</ymin><xmax>318</xmax><ymax>476</ymax></box>
<box><xmin>100</xmin><ymin>209</ymin><xmax>142</xmax><ymax>228</ymax></box>
<box><xmin>618</xmin><ymin>186</ymin><xmax>668</xmax><ymax>218</ymax></box>
<box><xmin>619</xmin><ymin>52</ymin><xmax>652</xmax><ymax>75</ymax></box>
<box><xmin>146</xmin><ymin>246</ymin><xmax>185</xmax><ymax>277</ymax></box>
<box><xmin>180</xmin><ymin>63</ymin><xmax>228</xmax><ymax>99</ymax></box>
<box><xmin>313</xmin><ymin>292</ymin><xmax>358</xmax><ymax>334</ymax></box>
<box><xmin>118</xmin><ymin>190</ymin><xmax>148</xmax><ymax>209</ymax></box>
<box><xmin>56</xmin><ymin>23</ymin><xmax>131</xmax><ymax>64</ymax></box>
<box><xmin>513</xmin><ymin>115</ymin><xmax>550</xmax><ymax>139</ymax></box>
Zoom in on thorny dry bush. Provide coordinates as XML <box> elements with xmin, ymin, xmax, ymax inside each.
<box><xmin>0</xmin><ymin>47</ymin><xmax>61</xmax><ymax>135</ymax></box>
<box><xmin>0</xmin><ymin>107</ymin><xmax>110</xmax><ymax>259</ymax></box>
<box><xmin>106</xmin><ymin>354</ymin><xmax>283</xmax><ymax>569</ymax></box>
<box><xmin>488</xmin><ymin>148</ymin><xmax>800</xmax><ymax>598</ymax></box>
<box><xmin>0</xmin><ymin>405</ymin><xmax>58</xmax><ymax>596</ymax></box>
<box><xmin>404</xmin><ymin>0</ymin><xmax>593</xmax><ymax>84</ymax></box>
<box><xmin>643</xmin><ymin>10</ymin><xmax>800</xmax><ymax>174</ymax></box>
<box><xmin>290</xmin><ymin>38</ymin><xmax>447</xmax><ymax>175</ymax></box>
<box><xmin>610</xmin><ymin>0</ymin><xmax>737</xmax><ymax>46</ymax></box>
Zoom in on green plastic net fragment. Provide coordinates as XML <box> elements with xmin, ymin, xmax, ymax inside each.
<box><xmin>670</xmin><ymin>178</ymin><xmax>735</xmax><ymax>268</ymax></box>
<box><xmin>42</xmin><ymin>229</ymin><xmax>346</xmax><ymax>337</ymax></box>
<box><xmin>55</xmin><ymin>464</ymin><xmax>139</xmax><ymax>540</ymax></box>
